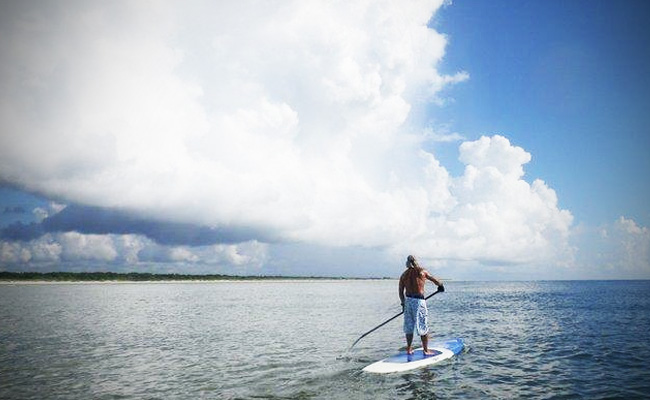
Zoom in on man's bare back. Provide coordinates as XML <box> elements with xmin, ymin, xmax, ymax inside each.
<box><xmin>399</xmin><ymin>266</ymin><xmax>442</xmax><ymax>300</ymax></box>
<box><xmin>400</xmin><ymin>267</ymin><xmax>428</xmax><ymax>297</ymax></box>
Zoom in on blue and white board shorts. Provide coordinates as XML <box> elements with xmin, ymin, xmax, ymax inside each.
<box><xmin>403</xmin><ymin>297</ymin><xmax>429</xmax><ymax>336</ymax></box>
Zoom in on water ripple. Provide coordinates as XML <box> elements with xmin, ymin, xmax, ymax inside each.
<box><xmin>1</xmin><ymin>280</ymin><xmax>649</xmax><ymax>399</ymax></box>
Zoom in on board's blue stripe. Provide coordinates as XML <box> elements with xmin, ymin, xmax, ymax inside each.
<box><xmin>383</xmin><ymin>338</ymin><xmax>464</xmax><ymax>364</ymax></box>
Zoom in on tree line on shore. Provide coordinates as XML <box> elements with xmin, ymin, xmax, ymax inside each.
<box><xmin>0</xmin><ymin>271</ymin><xmax>350</xmax><ymax>281</ymax></box>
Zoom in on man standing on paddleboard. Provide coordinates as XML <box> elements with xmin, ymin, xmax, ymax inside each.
<box><xmin>399</xmin><ymin>255</ymin><xmax>444</xmax><ymax>355</ymax></box>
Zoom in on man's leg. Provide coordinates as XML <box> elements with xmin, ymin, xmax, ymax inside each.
<box><xmin>421</xmin><ymin>334</ymin><xmax>434</xmax><ymax>355</ymax></box>
<box><xmin>416</xmin><ymin>300</ymin><xmax>433</xmax><ymax>355</ymax></box>
<box><xmin>405</xmin><ymin>334</ymin><xmax>414</xmax><ymax>354</ymax></box>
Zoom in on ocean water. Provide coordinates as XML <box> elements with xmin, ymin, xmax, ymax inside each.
<box><xmin>1</xmin><ymin>280</ymin><xmax>649</xmax><ymax>399</ymax></box>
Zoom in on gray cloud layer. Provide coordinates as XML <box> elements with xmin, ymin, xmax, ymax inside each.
<box><xmin>1</xmin><ymin>204</ymin><xmax>272</xmax><ymax>246</ymax></box>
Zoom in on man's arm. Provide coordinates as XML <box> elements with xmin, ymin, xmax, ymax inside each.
<box><xmin>425</xmin><ymin>271</ymin><xmax>444</xmax><ymax>290</ymax></box>
<box><xmin>398</xmin><ymin>274</ymin><xmax>406</xmax><ymax>308</ymax></box>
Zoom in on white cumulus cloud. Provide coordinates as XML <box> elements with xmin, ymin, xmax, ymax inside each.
<box><xmin>398</xmin><ymin>135</ymin><xmax>574</xmax><ymax>267</ymax></box>
<box><xmin>0</xmin><ymin>231</ymin><xmax>269</xmax><ymax>273</ymax></box>
<box><xmin>593</xmin><ymin>217</ymin><xmax>650</xmax><ymax>277</ymax></box>
<box><xmin>0</xmin><ymin>0</ymin><xmax>576</xmax><ymax>271</ymax></box>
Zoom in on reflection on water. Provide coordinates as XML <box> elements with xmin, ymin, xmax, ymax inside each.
<box><xmin>1</xmin><ymin>280</ymin><xmax>649</xmax><ymax>399</ymax></box>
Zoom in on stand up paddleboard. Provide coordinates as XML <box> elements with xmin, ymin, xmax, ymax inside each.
<box><xmin>363</xmin><ymin>338</ymin><xmax>464</xmax><ymax>374</ymax></box>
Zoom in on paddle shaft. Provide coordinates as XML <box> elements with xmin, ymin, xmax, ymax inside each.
<box><xmin>350</xmin><ymin>289</ymin><xmax>441</xmax><ymax>349</ymax></box>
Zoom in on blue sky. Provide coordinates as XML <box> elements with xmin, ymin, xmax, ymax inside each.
<box><xmin>0</xmin><ymin>0</ymin><xmax>648</xmax><ymax>279</ymax></box>
<box><xmin>433</xmin><ymin>0</ymin><xmax>650</xmax><ymax>227</ymax></box>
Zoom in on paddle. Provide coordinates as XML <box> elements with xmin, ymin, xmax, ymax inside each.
<box><xmin>349</xmin><ymin>288</ymin><xmax>443</xmax><ymax>349</ymax></box>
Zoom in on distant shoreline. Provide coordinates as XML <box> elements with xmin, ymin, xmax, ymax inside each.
<box><xmin>0</xmin><ymin>271</ymin><xmax>391</xmax><ymax>283</ymax></box>
<box><xmin>0</xmin><ymin>280</ymin><xmax>384</xmax><ymax>285</ymax></box>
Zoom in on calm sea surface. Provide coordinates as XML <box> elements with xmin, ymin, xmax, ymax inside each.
<box><xmin>1</xmin><ymin>280</ymin><xmax>649</xmax><ymax>399</ymax></box>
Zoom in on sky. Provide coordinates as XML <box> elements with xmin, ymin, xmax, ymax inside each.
<box><xmin>0</xmin><ymin>0</ymin><xmax>648</xmax><ymax>280</ymax></box>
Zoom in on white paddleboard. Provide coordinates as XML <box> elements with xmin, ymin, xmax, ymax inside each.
<box><xmin>362</xmin><ymin>338</ymin><xmax>464</xmax><ymax>374</ymax></box>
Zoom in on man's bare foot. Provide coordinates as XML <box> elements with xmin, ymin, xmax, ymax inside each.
<box><xmin>406</xmin><ymin>348</ymin><xmax>414</xmax><ymax>355</ymax></box>
<box><xmin>423</xmin><ymin>349</ymin><xmax>435</xmax><ymax>356</ymax></box>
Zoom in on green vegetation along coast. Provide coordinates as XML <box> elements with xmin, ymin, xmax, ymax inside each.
<box><xmin>0</xmin><ymin>271</ymin><xmax>362</xmax><ymax>282</ymax></box>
